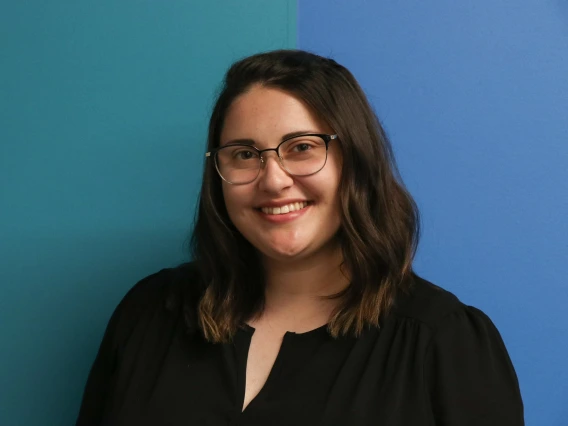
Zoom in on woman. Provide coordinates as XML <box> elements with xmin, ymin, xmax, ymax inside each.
<box><xmin>76</xmin><ymin>50</ymin><xmax>524</xmax><ymax>425</ymax></box>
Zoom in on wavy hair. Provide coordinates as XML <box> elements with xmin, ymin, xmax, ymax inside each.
<box><xmin>190</xmin><ymin>50</ymin><xmax>420</xmax><ymax>343</ymax></box>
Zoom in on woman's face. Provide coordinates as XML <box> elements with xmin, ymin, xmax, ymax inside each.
<box><xmin>219</xmin><ymin>85</ymin><xmax>343</xmax><ymax>263</ymax></box>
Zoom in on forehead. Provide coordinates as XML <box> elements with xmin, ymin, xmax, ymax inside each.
<box><xmin>220</xmin><ymin>85</ymin><xmax>330</xmax><ymax>145</ymax></box>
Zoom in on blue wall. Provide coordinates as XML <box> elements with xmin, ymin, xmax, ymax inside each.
<box><xmin>299</xmin><ymin>1</ymin><xmax>568</xmax><ymax>425</ymax></box>
<box><xmin>0</xmin><ymin>1</ymin><xmax>296</xmax><ymax>424</ymax></box>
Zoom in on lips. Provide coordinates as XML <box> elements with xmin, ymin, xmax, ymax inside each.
<box><xmin>255</xmin><ymin>200</ymin><xmax>312</xmax><ymax>224</ymax></box>
<box><xmin>261</xmin><ymin>201</ymin><xmax>309</xmax><ymax>215</ymax></box>
<box><xmin>256</xmin><ymin>198</ymin><xmax>310</xmax><ymax>207</ymax></box>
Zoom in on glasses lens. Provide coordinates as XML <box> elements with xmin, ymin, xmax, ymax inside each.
<box><xmin>280</xmin><ymin>135</ymin><xmax>327</xmax><ymax>176</ymax></box>
<box><xmin>215</xmin><ymin>145</ymin><xmax>260</xmax><ymax>184</ymax></box>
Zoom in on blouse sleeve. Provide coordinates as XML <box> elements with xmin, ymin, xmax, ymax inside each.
<box><xmin>75</xmin><ymin>299</ymin><xmax>123</xmax><ymax>426</ymax></box>
<box><xmin>424</xmin><ymin>306</ymin><xmax>524</xmax><ymax>425</ymax></box>
<box><xmin>75</xmin><ymin>270</ymin><xmax>170</xmax><ymax>426</ymax></box>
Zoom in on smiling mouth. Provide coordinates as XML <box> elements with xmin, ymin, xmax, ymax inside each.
<box><xmin>257</xmin><ymin>201</ymin><xmax>311</xmax><ymax>215</ymax></box>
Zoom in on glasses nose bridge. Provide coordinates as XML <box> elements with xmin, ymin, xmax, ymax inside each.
<box><xmin>258</xmin><ymin>146</ymin><xmax>283</xmax><ymax>166</ymax></box>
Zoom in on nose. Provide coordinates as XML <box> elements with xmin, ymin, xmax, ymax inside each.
<box><xmin>257</xmin><ymin>151</ymin><xmax>294</xmax><ymax>193</ymax></box>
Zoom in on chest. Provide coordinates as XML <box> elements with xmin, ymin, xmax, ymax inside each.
<box><xmin>242</xmin><ymin>328</ymin><xmax>286</xmax><ymax>411</ymax></box>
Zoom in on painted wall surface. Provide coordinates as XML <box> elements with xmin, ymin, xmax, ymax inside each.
<box><xmin>0</xmin><ymin>1</ymin><xmax>296</xmax><ymax>424</ymax></box>
<box><xmin>299</xmin><ymin>1</ymin><xmax>567</xmax><ymax>425</ymax></box>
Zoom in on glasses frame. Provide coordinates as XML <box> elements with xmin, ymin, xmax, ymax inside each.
<box><xmin>205</xmin><ymin>133</ymin><xmax>338</xmax><ymax>185</ymax></box>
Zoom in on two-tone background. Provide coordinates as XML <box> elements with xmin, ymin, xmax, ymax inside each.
<box><xmin>1</xmin><ymin>1</ymin><xmax>567</xmax><ymax>425</ymax></box>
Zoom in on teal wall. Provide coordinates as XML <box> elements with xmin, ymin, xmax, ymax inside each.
<box><xmin>0</xmin><ymin>1</ymin><xmax>296</xmax><ymax>424</ymax></box>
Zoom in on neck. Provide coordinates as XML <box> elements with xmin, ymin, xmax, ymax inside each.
<box><xmin>258</xmin><ymin>242</ymin><xmax>350</xmax><ymax>326</ymax></box>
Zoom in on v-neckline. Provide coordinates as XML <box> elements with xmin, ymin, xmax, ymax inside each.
<box><xmin>238</xmin><ymin>326</ymin><xmax>289</xmax><ymax>413</ymax></box>
<box><xmin>235</xmin><ymin>323</ymin><xmax>330</xmax><ymax>414</ymax></box>
<box><xmin>243</xmin><ymin>322</ymin><xmax>329</xmax><ymax>338</ymax></box>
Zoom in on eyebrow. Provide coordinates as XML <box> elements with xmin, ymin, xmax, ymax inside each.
<box><xmin>221</xmin><ymin>130</ymin><xmax>321</xmax><ymax>146</ymax></box>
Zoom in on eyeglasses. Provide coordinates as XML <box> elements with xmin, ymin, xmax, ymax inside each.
<box><xmin>206</xmin><ymin>133</ymin><xmax>338</xmax><ymax>185</ymax></box>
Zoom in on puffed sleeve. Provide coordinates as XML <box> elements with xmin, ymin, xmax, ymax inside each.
<box><xmin>424</xmin><ymin>306</ymin><xmax>524</xmax><ymax>425</ymax></box>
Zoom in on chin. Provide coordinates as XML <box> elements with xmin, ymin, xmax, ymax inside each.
<box><xmin>258</xmin><ymin>241</ymin><xmax>311</xmax><ymax>262</ymax></box>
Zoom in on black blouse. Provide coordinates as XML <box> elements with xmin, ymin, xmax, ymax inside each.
<box><xmin>76</xmin><ymin>263</ymin><xmax>524</xmax><ymax>425</ymax></box>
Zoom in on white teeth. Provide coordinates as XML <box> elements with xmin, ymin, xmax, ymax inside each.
<box><xmin>261</xmin><ymin>201</ymin><xmax>309</xmax><ymax>215</ymax></box>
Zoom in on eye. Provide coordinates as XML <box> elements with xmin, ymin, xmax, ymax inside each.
<box><xmin>235</xmin><ymin>150</ymin><xmax>256</xmax><ymax>160</ymax></box>
<box><xmin>226</xmin><ymin>146</ymin><xmax>259</xmax><ymax>161</ymax></box>
<box><xmin>293</xmin><ymin>143</ymin><xmax>312</xmax><ymax>152</ymax></box>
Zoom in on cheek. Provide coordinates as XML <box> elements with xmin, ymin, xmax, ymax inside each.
<box><xmin>222</xmin><ymin>183</ymin><xmax>251</xmax><ymax>223</ymax></box>
<box><xmin>316</xmin><ymin>158</ymin><xmax>342</xmax><ymax>206</ymax></box>
<box><xmin>222</xmin><ymin>185</ymin><xmax>238</xmax><ymax>217</ymax></box>
<box><xmin>320</xmin><ymin>163</ymin><xmax>343</xmax><ymax>225</ymax></box>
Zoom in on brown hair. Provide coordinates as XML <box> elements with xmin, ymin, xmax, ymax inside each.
<box><xmin>190</xmin><ymin>49</ymin><xmax>420</xmax><ymax>343</ymax></box>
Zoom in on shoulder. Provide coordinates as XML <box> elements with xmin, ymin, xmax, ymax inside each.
<box><xmin>394</xmin><ymin>275</ymin><xmax>525</xmax><ymax>422</ymax></box>
<box><xmin>119</xmin><ymin>262</ymin><xmax>199</xmax><ymax>310</ymax></box>
<box><xmin>388</xmin><ymin>274</ymin><xmax>518</xmax><ymax>362</ymax></box>
<box><xmin>109</xmin><ymin>262</ymin><xmax>202</xmax><ymax>339</ymax></box>
<box><xmin>390</xmin><ymin>273</ymin><xmax>488</xmax><ymax>333</ymax></box>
